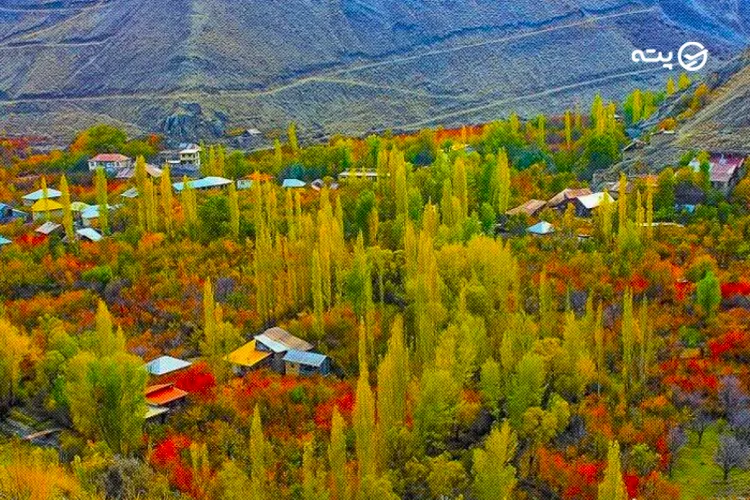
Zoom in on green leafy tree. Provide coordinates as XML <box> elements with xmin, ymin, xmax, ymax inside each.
<box><xmin>696</xmin><ymin>270</ymin><xmax>721</xmax><ymax>320</ymax></box>
<box><xmin>66</xmin><ymin>351</ymin><xmax>147</xmax><ymax>455</ymax></box>
<box><xmin>473</xmin><ymin>422</ymin><xmax>517</xmax><ymax>500</ymax></box>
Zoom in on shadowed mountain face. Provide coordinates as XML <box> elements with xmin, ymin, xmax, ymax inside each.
<box><xmin>0</xmin><ymin>0</ymin><xmax>748</xmax><ymax>144</ymax></box>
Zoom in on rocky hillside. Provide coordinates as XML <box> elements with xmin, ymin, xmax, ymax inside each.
<box><xmin>0</xmin><ymin>0</ymin><xmax>748</xmax><ymax>144</ymax></box>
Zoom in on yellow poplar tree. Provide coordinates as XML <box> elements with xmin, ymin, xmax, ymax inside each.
<box><xmin>60</xmin><ymin>175</ymin><xmax>74</xmax><ymax>240</ymax></box>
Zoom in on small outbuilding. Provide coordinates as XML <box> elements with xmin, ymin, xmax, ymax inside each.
<box><xmin>283</xmin><ymin>350</ymin><xmax>331</xmax><ymax>376</ymax></box>
<box><xmin>76</xmin><ymin>228</ymin><xmax>103</xmax><ymax>242</ymax></box>
<box><xmin>146</xmin><ymin>355</ymin><xmax>192</xmax><ymax>378</ymax></box>
<box><xmin>526</xmin><ymin>221</ymin><xmax>555</xmax><ymax>236</ymax></box>
<box><xmin>282</xmin><ymin>179</ymin><xmax>306</xmax><ymax>189</ymax></box>
<box><xmin>145</xmin><ymin>383</ymin><xmax>188</xmax><ymax>409</ymax></box>
<box><xmin>36</xmin><ymin>221</ymin><xmax>62</xmax><ymax>236</ymax></box>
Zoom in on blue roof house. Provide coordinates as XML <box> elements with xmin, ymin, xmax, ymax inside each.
<box><xmin>526</xmin><ymin>221</ymin><xmax>555</xmax><ymax>236</ymax></box>
<box><xmin>172</xmin><ymin>177</ymin><xmax>232</xmax><ymax>192</ymax></box>
<box><xmin>146</xmin><ymin>355</ymin><xmax>192</xmax><ymax>377</ymax></box>
<box><xmin>282</xmin><ymin>179</ymin><xmax>306</xmax><ymax>189</ymax></box>
<box><xmin>0</xmin><ymin>236</ymin><xmax>12</xmax><ymax>247</ymax></box>
<box><xmin>22</xmin><ymin>188</ymin><xmax>62</xmax><ymax>207</ymax></box>
<box><xmin>283</xmin><ymin>350</ymin><xmax>331</xmax><ymax>376</ymax></box>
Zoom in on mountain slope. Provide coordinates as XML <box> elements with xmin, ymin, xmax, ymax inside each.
<box><xmin>0</xmin><ymin>0</ymin><xmax>748</xmax><ymax>144</ymax></box>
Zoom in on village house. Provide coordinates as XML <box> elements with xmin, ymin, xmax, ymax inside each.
<box><xmin>225</xmin><ymin>340</ymin><xmax>273</xmax><ymax>376</ymax></box>
<box><xmin>709</xmin><ymin>155</ymin><xmax>746</xmax><ymax>195</ymax></box>
<box><xmin>80</xmin><ymin>204</ymin><xmax>116</xmax><ymax>228</ymax></box>
<box><xmin>572</xmin><ymin>192</ymin><xmax>614</xmax><ymax>217</ymax></box>
<box><xmin>35</xmin><ymin>221</ymin><xmax>62</xmax><ymax>237</ymax></box>
<box><xmin>226</xmin><ymin>327</ymin><xmax>319</xmax><ymax>375</ymax></box>
<box><xmin>31</xmin><ymin>198</ymin><xmax>63</xmax><ymax>221</ymax></box>
<box><xmin>88</xmin><ymin>153</ymin><xmax>133</xmax><ymax>174</ymax></box>
<box><xmin>254</xmin><ymin>327</ymin><xmax>314</xmax><ymax>372</ymax></box>
<box><xmin>164</xmin><ymin>144</ymin><xmax>202</xmax><ymax>178</ymax></box>
<box><xmin>75</xmin><ymin>228</ymin><xmax>103</xmax><ymax>242</ymax></box>
<box><xmin>282</xmin><ymin>178</ymin><xmax>306</xmax><ymax>189</ymax></box>
<box><xmin>172</xmin><ymin>176</ymin><xmax>232</xmax><ymax>192</ymax></box>
<box><xmin>22</xmin><ymin>188</ymin><xmax>61</xmax><ymax>207</ymax></box>
<box><xmin>0</xmin><ymin>203</ymin><xmax>29</xmax><ymax>223</ymax></box>
<box><xmin>145</xmin><ymin>383</ymin><xmax>188</xmax><ymax>410</ymax></box>
<box><xmin>146</xmin><ymin>355</ymin><xmax>192</xmax><ymax>379</ymax></box>
<box><xmin>0</xmin><ymin>236</ymin><xmax>11</xmax><ymax>248</ymax></box>
<box><xmin>338</xmin><ymin>170</ymin><xmax>378</xmax><ymax>180</ymax></box>
<box><xmin>506</xmin><ymin>199</ymin><xmax>546</xmax><ymax>218</ymax></box>
<box><xmin>526</xmin><ymin>220</ymin><xmax>555</xmax><ymax>236</ymax></box>
<box><xmin>115</xmin><ymin>163</ymin><xmax>162</xmax><ymax>180</ymax></box>
<box><xmin>547</xmin><ymin>187</ymin><xmax>592</xmax><ymax>212</ymax></box>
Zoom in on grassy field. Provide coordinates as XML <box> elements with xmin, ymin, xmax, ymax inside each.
<box><xmin>673</xmin><ymin>423</ymin><xmax>750</xmax><ymax>499</ymax></box>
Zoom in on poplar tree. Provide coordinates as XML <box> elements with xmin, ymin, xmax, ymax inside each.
<box><xmin>329</xmin><ymin>407</ymin><xmax>348</xmax><ymax>500</ymax></box>
<box><xmin>228</xmin><ymin>181</ymin><xmax>240</xmax><ymax>240</ymax></box>
<box><xmin>95</xmin><ymin>167</ymin><xmax>109</xmax><ymax>235</ymax></box>
<box><xmin>473</xmin><ymin>422</ymin><xmax>517</xmax><ymax>500</ymax></box>
<box><xmin>453</xmin><ymin>157</ymin><xmax>468</xmax><ymax>219</ymax></box>
<box><xmin>328</xmin><ymin>406</ymin><xmax>348</xmax><ymax>500</ymax></box>
<box><xmin>376</xmin><ymin>316</ymin><xmax>409</xmax><ymax>436</ymax></box>
<box><xmin>311</xmin><ymin>249</ymin><xmax>325</xmax><ymax>340</ymax></box>
<box><xmin>621</xmin><ymin>288</ymin><xmax>635</xmax><ymax>392</ymax></box>
<box><xmin>249</xmin><ymin>406</ymin><xmax>267</xmax><ymax>500</ymax></box>
<box><xmin>598</xmin><ymin>190</ymin><xmax>613</xmax><ymax>243</ymax></box>
<box><xmin>632</xmin><ymin>89</ymin><xmax>643</xmax><ymax>123</ymax></box>
<box><xmin>353</xmin><ymin>359</ymin><xmax>376</xmax><ymax>480</ymax></box>
<box><xmin>617</xmin><ymin>173</ymin><xmax>628</xmax><ymax>231</ymax></box>
<box><xmin>564</xmin><ymin>110</ymin><xmax>573</xmax><ymax>147</ymax></box>
<box><xmin>217</xmin><ymin>145</ymin><xmax>226</xmax><ymax>177</ymax></box>
<box><xmin>678</xmin><ymin>72</ymin><xmax>691</xmax><ymax>90</ymax></box>
<box><xmin>160</xmin><ymin>166</ymin><xmax>173</xmax><ymax>235</ymax></box>
<box><xmin>594</xmin><ymin>301</ymin><xmax>605</xmax><ymax>394</ymax></box>
<box><xmin>60</xmin><ymin>174</ymin><xmax>74</xmax><ymax>240</ymax></box>
<box><xmin>274</xmin><ymin>139</ymin><xmax>283</xmax><ymax>171</ymax></box>
<box><xmin>395</xmin><ymin>160</ymin><xmax>408</xmax><ymax>217</ymax></box>
<box><xmin>144</xmin><ymin>178</ymin><xmax>157</xmax><ymax>232</ymax></box>
<box><xmin>181</xmin><ymin>176</ymin><xmax>198</xmax><ymax>230</ymax></box>
<box><xmin>288</xmin><ymin>122</ymin><xmax>299</xmax><ymax>153</ymax></box>
<box><xmin>135</xmin><ymin>155</ymin><xmax>147</xmax><ymax>228</ymax></box>
<box><xmin>638</xmin><ymin>297</ymin><xmax>653</xmax><ymax>385</ymax></box>
<box><xmin>666</xmin><ymin>77</ymin><xmax>676</xmax><ymax>95</ymax></box>
<box><xmin>203</xmin><ymin>278</ymin><xmax>216</xmax><ymax>352</ymax></box>
<box><xmin>95</xmin><ymin>299</ymin><xmax>123</xmax><ymax>356</ymax></box>
<box><xmin>538</xmin><ymin>268</ymin><xmax>554</xmax><ymax>337</ymax></box>
<box><xmin>509</xmin><ymin>113</ymin><xmax>520</xmax><ymax>136</ymax></box>
<box><xmin>598</xmin><ymin>441</ymin><xmax>628</xmax><ymax>500</ymax></box>
<box><xmin>646</xmin><ymin>182</ymin><xmax>654</xmax><ymax>240</ymax></box>
<box><xmin>536</xmin><ymin>114</ymin><xmax>546</xmax><ymax>148</ymax></box>
<box><xmin>206</xmin><ymin>146</ymin><xmax>217</xmax><ymax>177</ymax></box>
<box><xmin>493</xmin><ymin>148</ymin><xmax>511</xmax><ymax>215</ymax></box>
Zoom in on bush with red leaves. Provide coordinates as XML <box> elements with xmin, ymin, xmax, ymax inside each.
<box><xmin>174</xmin><ymin>362</ymin><xmax>216</xmax><ymax>400</ymax></box>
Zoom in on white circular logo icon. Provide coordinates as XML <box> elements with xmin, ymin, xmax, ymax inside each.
<box><xmin>678</xmin><ymin>42</ymin><xmax>708</xmax><ymax>72</ymax></box>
